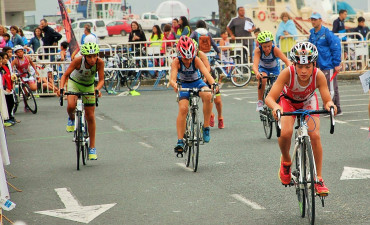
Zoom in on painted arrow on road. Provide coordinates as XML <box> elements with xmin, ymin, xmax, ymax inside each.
<box><xmin>340</xmin><ymin>167</ymin><xmax>370</xmax><ymax>180</ymax></box>
<box><xmin>35</xmin><ymin>188</ymin><xmax>116</xmax><ymax>224</ymax></box>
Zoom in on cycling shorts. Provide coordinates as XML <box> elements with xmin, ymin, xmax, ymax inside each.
<box><xmin>279</xmin><ymin>92</ymin><xmax>319</xmax><ymax>118</ymax></box>
<box><xmin>206</xmin><ymin>81</ymin><xmax>220</xmax><ymax>96</ymax></box>
<box><xmin>178</xmin><ymin>79</ymin><xmax>208</xmax><ymax>100</ymax></box>
<box><xmin>67</xmin><ymin>79</ymin><xmax>95</xmax><ymax>106</ymax></box>
<box><xmin>258</xmin><ymin>66</ymin><xmax>280</xmax><ymax>77</ymax></box>
<box><xmin>20</xmin><ymin>73</ymin><xmax>36</xmax><ymax>85</ymax></box>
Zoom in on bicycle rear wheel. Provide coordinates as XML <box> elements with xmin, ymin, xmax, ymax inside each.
<box><xmin>191</xmin><ymin>110</ymin><xmax>200</xmax><ymax>172</ymax></box>
<box><xmin>22</xmin><ymin>83</ymin><xmax>37</xmax><ymax>114</ymax></box>
<box><xmin>75</xmin><ymin>113</ymin><xmax>82</xmax><ymax>170</ymax></box>
<box><xmin>230</xmin><ymin>65</ymin><xmax>251</xmax><ymax>87</ymax></box>
<box><xmin>81</xmin><ymin>119</ymin><xmax>89</xmax><ymax>165</ymax></box>
<box><xmin>294</xmin><ymin>139</ymin><xmax>306</xmax><ymax>218</ymax></box>
<box><xmin>126</xmin><ymin>71</ymin><xmax>142</xmax><ymax>91</ymax></box>
<box><xmin>303</xmin><ymin>136</ymin><xmax>316</xmax><ymax>224</ymax></box>
<box><xmin>184</xmin><ymin>113</ymin><xmax>192</xmax><ymax>167</ymax></box>
<box><xmin>104</xmin><ymin>70</ymin><xmax>120</xmax><ymax>93</ymax></box>
<box><xmin>262</xmin><ymin>86</ymin><xmax>273</xmax><ymax>139</ymax></box>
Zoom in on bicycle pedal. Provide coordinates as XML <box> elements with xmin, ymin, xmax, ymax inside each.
<box><xmin>176</xmin><ymin>153</ymin><xmax>183</xmax><ymax>158</ymax></box>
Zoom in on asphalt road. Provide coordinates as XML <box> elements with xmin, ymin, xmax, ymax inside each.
<box><xmin>3</xmin><ymin>80</ymin><xmax>370</xmax><ymax>225</ymax></box>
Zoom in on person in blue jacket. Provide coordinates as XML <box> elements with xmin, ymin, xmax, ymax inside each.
<box><xmin>309</xmin><ymin>12</ymin><xmax>342</xmax><ymax>115</ymax></box>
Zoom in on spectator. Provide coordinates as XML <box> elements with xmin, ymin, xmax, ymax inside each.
<box><xmin>18</xmin><ymin>28</ymin><xmax>28</xmax><ymax>45</ymax></box>
<box><xmin>128</xmin><ymin>21</ymin><xmax>146</xmax><ymax>50</ymax></box>
<box><xmin>0</xmin><ymin>52</ymin><xmax>16</xmax><ymax>126</ymax></box>
<box><xmin>253</xmin><ymin>28</ymin><xmax>261</xmax><ymax>48</ymax></box>
<box><xmin>2</xmin><ymin>47</ymin><xmax>13</xmax><ymax>70</ymax></box>
<box><xmin>39</xmin><ymin>18</ymin><xmax>62</xmax><ymax>61</ymax></box>
<box><xmin>3</xmin><ymin>33</ymin><xmax>13</xmax><ymax>48</ymax></box>
<box><xmin>350</xmin><ymin>17</ymin><xmax>370</xmax><ymax>40</ymax></box>
<box><xmin>309</xmin><ymin>12</ymin><xmax>342</xmax><ymax>115</ymax></box>
<box><xmin>38</xmin><ymin>67</ymin><xmax>58</xmax><ymax>93</ymax></box>
<box><xmin>189</xmin><ymin>20</ymin><xmax>220</xmax><ymax>56</ymax></box>
<box><xmin>149</xmin><ymin>25</ymin><xmax>163</xmax><ymax>48</ymax></box>
<box><xmin>172</xmin><ymin>18</ymin><xmax>180</xmax><ymax>35</ymax></box>
<box><xmin>175</xmin><ymin>16</ymin><xmax>191</xmax><ymax>38</ymax></box>
<box><xmin>162</xmin><ymin>24</ymin><xmax>175</xmax><ymax>54</ymax></box>
<box><xmin>81</xmin><ymin>24</ymin><xmax>98</xmax><ymax>44</ymax></box>
<box><xmin>27</xmin><ymin>27</ymin><xmax>43</xmax><ymax>53</ymax></box>
<box><xmin>10</xmin><ymin>26</ymin><xmax>24</xmax><ymax>46</ymax></box>
<box><xmin>332</xmin><ymin>9</ymin><xmax>347</xmax><ymax>34</ymax></box>
<box><xmin>227</xmin><ymin>6</ymin><xmax>255</xmax><ymax>63</ymax></box>
<box><xmin>276</xmin><ymin>12</ymin><xmax>298</xmax><ymax>55</ymax></box>
<box><xmin>58</xmin><ymin>41</ymin><xmax>71</xmax><ymax>74</ymax></box>
<box><xmin>0</xmin><ymin>25</ymin><xmax>6</xmax><ymax>48</ymax></box>
<box><xmin>219</xmin><ymin>30</ymin><xmax>233</xmax><ymax>79</ymax></box>
<box><xmin>0</xmin><ymin>25</ymin><xmax>6</xmax><ymax>36</ymax></box>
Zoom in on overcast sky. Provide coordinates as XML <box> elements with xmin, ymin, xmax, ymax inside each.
<box><xmin>25</xmin><ymin>0</ymin><xmax>366</xmax><ymax>24</ymax></box>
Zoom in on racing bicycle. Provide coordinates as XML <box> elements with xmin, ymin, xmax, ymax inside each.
<box><xmin>177</xmin><ymin>83</ymin><xmax>214</xmax><ymax>172</ymax></box>
<box><xmin>210</xmin><ymin>57</ymin><xmax>251</xmax><ymax>87</ymax></box>
<box><xmin>13</xmin><ymin>72</ymin><xmax>37</xmax><ymax>114</ymax></box>
<box><xmin>60</xmin><ymin>90</ymin><xmax>99</xmax><ymax>170</ymax></box>
<box><xmin>276</xmin><ymin>107</ymin><xmax>335</xmax><ymax>225</ymax></box>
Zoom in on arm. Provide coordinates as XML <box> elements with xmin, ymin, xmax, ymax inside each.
<box><xmin>252</xmin><ymin>48</ymin><xmax>261</xmax><ymax>78</ymax></box>
<box><xmin>189</xmin><ymin>31</ymin><xmax>196</xmax><ymax>40</ymax></box>
<box><xmin>219</xmin><ymin>39</ymin><xmax>231</xmax><ymax>51</ymax></box>
<box><xmin>265</xmin><ymin>68</ymin><xmax>290</xmax><ymax>117</ymax></box>
<box><xmin>198</xmin><ymin>51</ymin><xmax>211</xmax><ymax>72</ymax></box>
<box><xmin>226</xmin><ymin>26</ymin><xmax>235</xmax><ymax>40</ymax></box>
<box><xmin>95</xmin><ymin>58</ymin><xmax>105</xmax><ymax>96</ymax></box>
<box><xmin>210</xmin><ymin>35</ymin><xmax>220</xmax><ymax>55</ymax></box>
<box><xmin>274</xmin><ymin>47</ymin><xmax>291</xmax><ymax>67</ymax></box>
<box><xmin>169</xmin><ymin>58</ymin><xmax>179</xmax><ymax>92</ymax></box>
<box><xmin>332</xmin><ymin>20</ymin><xmax>339</xmax><ymax>33</ymax></box>
<box><xmin>28</xmin><ymin>56</ymin><xmax>39</xmax><ymax>76</ymax></box>
<box><xmin>140</xmin><ymin>31</ymin><xmax>147</xmax><ymax>41</ymax></box>
<box><xmin>316</xmin><ymin>70</ymin><xmax>337</xmax><ymax>113</ymax></box>
<box><xmin>195</xmin><ymin>57</ymin><xmax>215</xmax><ymax>85</ymax></box>
<box><xmin>327</xmin><ymin>30</ymin><xmax>342</xmax><ymax>71</ymax></box>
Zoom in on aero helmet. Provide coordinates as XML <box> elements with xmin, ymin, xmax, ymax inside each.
<box><xmin>289</xmin><ymin>42</ymin><xmax>318</xmax><ymax>64</ymax></box>
<box><xmin>13</xmin><ymin>45</ymin><xmax>24</xmax><ymax>53</ymax></box>
<box><xmin>177</xmin><ymin>36</ymin><xmax>196</xmax><ymax>59</ymax></box>
<box><xmin>257</xmin><ymin>31</ymin><xmax>274</xmax><ymax>44</ymax></box>
<box><xmin>80</xmin><ymin>42</ymin><xmax>100</xmax><ymax>55</ymax></box>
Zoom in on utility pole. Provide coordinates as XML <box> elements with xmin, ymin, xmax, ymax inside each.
<box><xmin>0</xmin><ymin>0</ymin><xmax>5</xmax><ymax>25</ymax></box>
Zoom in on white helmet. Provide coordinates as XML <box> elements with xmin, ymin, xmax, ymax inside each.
<box><xmin>13</xmin><ymin>45</ymin><xmax>24</xmax><ymax>53</ymax></box>
<box><xmin>289</xmin><ymin>42</ymin><xmax>318</xmax><ymax>64</ymax></box>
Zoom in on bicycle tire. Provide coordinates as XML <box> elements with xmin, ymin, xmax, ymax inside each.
<box><xmin>126</xmin><ymin>72</ymin><xmax>142</xmax><ymax>91</ymax></box>
<box><xmin>184</xmin><ymin>113</ymin><xmax>192</xmax><ymax>167</ymax></box>
<box><xmin>82</xmin><ymin>119</ymin><xmax>89</xmax><ymax>165</ymax></box>
<box><xmin>213</xmin><ymin>68</ymin><xmax>222</xmax><ymax>83</ymax></box>
<box><xmin>13</xmin><ymin>91</ymin><xmax>19</xmax><ymax>114</ymax></box>
<box><xmin>303</xmin><ymin>136</ymin><xmax>315</xmax><ymax>225</ymax></box>
<box><xmin>191</xmin><ymin>110</ymin><xmax>200</xmax><ymax>172</ymax></box>
<box><xmin>75</xmin><ymin>113</ymin><xmax>81</xmax><ymax>170</ymax></box>
<box><xmin>262</xmin><ymin>109</ymin><xmax>273</xmax><ymax>139</ymax></box>
<box><xmin>22</xmin><ymin>83</ymin><xmax>37</xmax><ymax>114</ymax></box>
<box><xmin>294</xmin><ymin>138</ymin><xmax>306</xmax><ymax>218</ymax></box>
<box><xmin>104</xmin><ymin>71</ymin><xmax>120</xmax><ymax>93</ymax></box>
<box><xmin>230</xmin><ymin>65</ymin><xmax>251</xmax><ymax>87</ymax></box>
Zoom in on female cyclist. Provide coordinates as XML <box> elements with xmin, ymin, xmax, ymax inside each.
<box><xmin>265</xmin><ymin>42</ymin><xmax>337</xmax><ymax>195</ymax></box>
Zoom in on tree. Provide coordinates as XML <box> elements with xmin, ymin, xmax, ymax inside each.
<box><xmin>218</xmin><ymin>0</ymin><xmax>236</xmax><ymax>33</ymax></box>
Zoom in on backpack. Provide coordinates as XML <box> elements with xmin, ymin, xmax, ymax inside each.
<box><xmin>198</xmin><ymin>33</ymin><xmax>211</xmax><ymax>53</ymax></box>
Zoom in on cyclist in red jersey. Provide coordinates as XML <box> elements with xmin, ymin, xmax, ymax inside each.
<box><xmin>11</xmin><ymin>45</ymin><xmax>39</xmax><ymax>92</ymax></box>
<box><xmin>265</xmin><ymin>42</ymin><xmax>337</xmax><ymax>195</ymax></box>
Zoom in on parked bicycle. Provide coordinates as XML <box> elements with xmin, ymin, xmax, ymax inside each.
<box><xmin>210</xmin><ymin>57</ymin><xmax>251</xmax><ymax>87</ymax></box>
<box><xmin>258</xmin><ymin>74</ymin><xmax>278</xmax><ymax>139</ymax></box>
<box><xmin>177</xmin><ymin>83</ymin><xmax>214</xmax><ymax>172</ymax></box>
<box><xmin>276</xmin><ymin>107</ymin><xmax>335</xmax><ymax>225</ymax></box>
<box><xmin>59</xmin><ymin>90</ymin><xmax>99</xmax><ymax>170</ymax></box>
<box><xmin>13</xmin><ymin>72</ymin><xmax>37</xmax><ymax>114</ymax></box>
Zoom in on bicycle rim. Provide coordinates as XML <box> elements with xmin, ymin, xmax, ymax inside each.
<box><xmin>82</xmin><ymin>119</ymin><xmax>88</xmax><ymax>165</ymax></box>
<box><xmin>184</xmin><ymin>113</ymin><xmax>192</xmax><ymax>167</ymax></box>
<box><xmin>191</xmin><ymin>111</ymin><xmax>200</xmax><ymax>172</ymax></box>
<box><xmin>13</xmin><ymin>92</ymin><xmax>19</xmax><ymax>114</ymax></box>
<box><xmin>75</xmin><ymin>114</ymin><xmax>81</xmax><ymax>170</ymax></box>
<box><xmin>126</xmin><ymin>72</ymin><xmax>141</xmax><ymax>91</ymax></box>
<box><xmin>303</xmin><ymin>137</ymin><xmax>315</xmax><ymax>224</ymax></box>
<box><xmin>294</xmin><ymin>142</ymin><xmax>306</xmax><ymax>218</ymax></box>
<box><xmin>230</xmin><ymin>65</ymin><xmax>251</xmax><ymax>87</ymax></box>
<box><xmin>262</xmin><ymin>109</ymin><xmax>273</xmax><ymax>139</ymax></box>
<box><xmin>23</xmin><ymin>84</ymin><xmax>37</xmax><ymax>114</ymax></box>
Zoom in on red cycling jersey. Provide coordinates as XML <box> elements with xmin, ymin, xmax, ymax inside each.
<box><xmin>15</xmin><ymin>56</ymin><xmax>30</xmax><ymax>75</ymax></box>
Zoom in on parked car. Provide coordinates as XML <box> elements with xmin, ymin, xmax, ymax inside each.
<box><xmin>106</xmin><ymin>20</ymin><xmax>131</xmax><ymax>36</ymax></box>
<box><xmin>71</xmin><ymin>19</ymin><xmax>108</xmax><ymax>43</ymax></box>
<box><xmin>189</xmin><ymin>17</ymin><xmax>220</xmax><ymax>37</ymax></box>
<box><xmin>132</xmin><ymin>12</ymin><xmax>172</xmax><ymax>31</ymax></box>
<box><xmin>22</xmin><ymin>24</ymin><xmax>39</xmax><ymax>32</ymax></box>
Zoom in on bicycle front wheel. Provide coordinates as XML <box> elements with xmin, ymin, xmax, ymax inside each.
<box><xmin>191</xmin><ymin>110</ymin><xmax>200</xmax><ymax>172</ymax></box>
<box><xmin>22</xmin><ymin>83</ymin><xmax>37</xmax><ymax>114</ymax></box>
<box><xmin>230</xmin><ymin>65</ymin><xmax>251</xmax><ymax>87</ymax></box>
<box><xmin>13</xmin><ymin>91</ymin><xmax>19</xmax><ymax>114</ymax></box>
<box><xmin>294</xmin><ymin>139</ymin><xmax>306</xmax><ymax>218</ymax></box>
<box><xmin>75</xmin><ymin>113</ymin><xmax>82</xmax><ymax>170</ymax></box>
<box><xmin>81</xmin><ymin>119</ymin><xmax>89</xmax><ymax>165</ymax></box>
<box><xmin>184</xmin><ymin>113</ymin><xmax>192</xmax><ymax>167</ymax></box>
<box><xmin>262</xmin><ymin>108</ymin><xmax>273</xmax><ymax>139</ymax></box>
<box><xmin>303</xmin><ymin>136</ymin><xmax>316</xmax><ymax>225</ymax></box>
<box><xmin>126</xmin><ymin>71</ymin><xmax>142</xmax><ymax>91</ymax></box>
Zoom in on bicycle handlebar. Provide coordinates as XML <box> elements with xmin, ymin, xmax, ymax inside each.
<box><xmin>258</xmin><ymin>74</ymin><xmax>278</xmax><ymax>89</ymax></box>
<box><xmin>178</xmin><ymin>88</ymin><xmax>213</xmax><ymax>92</ymax></box>
<box><xmin>276</xmin><ymin>107</ymin><xmax>335</xmax><ymax>137</ymax></box>
<box><xmin>59</xmin><ymin>90</ymin><xmax>99</xmax><ymax>107</ymax></box>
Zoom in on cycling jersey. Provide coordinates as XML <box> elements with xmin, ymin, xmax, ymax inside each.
<box><xmin>177</xmin><ymin>57</ymin><xmax>201</xmax><ymax>82</ymax></box>
<box><xmin>259</xmin><ymin>45</ymin><xmax>278</xmax><ymax>69</ymax></box>
<box><xmin>69</xmin><ymin>56</ymin><xmax>97</xmax><ymax>86</ymax></box>
<box><xmin>16</xmin><ymin>57</ymin><xmax>30</xmax><ymax>75</ymax></box>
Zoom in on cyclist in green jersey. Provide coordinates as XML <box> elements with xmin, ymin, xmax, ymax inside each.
<box><xmin>58</xmin><ymin>42</ymin><xmax>104</xmax><ymax>160</ymax></box>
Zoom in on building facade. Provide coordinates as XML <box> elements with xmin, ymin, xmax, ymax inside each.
<box><xmin>0</xmin><ymin>0</ymin><xmax>36</xmax><ymax>26</ymax></box>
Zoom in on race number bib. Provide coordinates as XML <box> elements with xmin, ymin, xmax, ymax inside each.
<box><xmin>300</xmin><ymin>56</ymin><xmax>308</xmax><ymax>64</ymax></box>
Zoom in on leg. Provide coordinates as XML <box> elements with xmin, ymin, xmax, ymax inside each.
<box><xmin>332</xmin><ymin>75</ymin><xmax>341</xmax><ymax>113</ymax></box>
<box><xmin>176</xmin><ymin>99</ymin><xmax>189</xmax><ymax>140</ymax></box>
<box><xmin>27</xmin><ymin>81</ymin><xmax>37</xmax><ymax>92</ymax></box>
<box><xmin>67</xmin><ymin>95</ymin><xmax>77</xmax><ymax>120</ymax></box>
<box><xmin>278</xmin><ymin>116</ymin><xmax>295</xmax><ymax>163</ymax></box>
<box><xmin>85</xmin><ymin>106</ymin><xmax>96</xmax><ymax>148</ymax></box>
<box><xmin>199</xmin><ymin>89</ymin><xmax>213</xmax><ymax>128</ymax></box>
<box><xmin>214</xmin><ymin>95</ymin><xmax>223</xmax><ymax>119</ymax></box>
<box><xmin>257</xmin><ymin>72</ymin><xmax>267</xmax><ymax>101</ymax></box>
<box><xmin>307</xmin><ymin>116</ymin><xmax>323</xmax><ymax>177</ymax></box>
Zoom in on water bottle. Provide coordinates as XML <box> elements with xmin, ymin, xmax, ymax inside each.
<box><xmin>0</xmin><ymin>197</ymin><xmax>16</xmax><ymax>211</ymax></box>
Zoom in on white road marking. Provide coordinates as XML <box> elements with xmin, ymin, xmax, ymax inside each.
<box><xmin>340</xmin><ymin>94</ymin><xmax>368</xmax><ymax>97</ymax></box>
<box><xmin>342</xmin><ymin>119</ymin><xmax>369</xmax><ymax>122</ymax></box>
<box><xmin>340</xmin><ymin>98</ymin><xmax>369</xmax><ymax>102</ymax></box>
<box><xmin>223</xmin><ymin>92</ymin><xmax>256</xmax><ymax>96</ymax></box>
<box><xmin>231</xmin><ymin>194</ymin><xmax>266</xmax><ymax>210</ymax></box>
<box><xmin>139</xmin><ymin>142</ymin><xmax>153</xmax><ymax>148</ymax></box>
<box><xmin>341</xmin><ymin>104</ymin><xmax>368</xmax><ymax>107</ymax></box>
<box><xmin>340</xmin><ymin>167</ymin><xmax>370</xmax><ymax>180</ymax></box>
<box><xmin>35</xmin><ymin>188</ymin><xmax>116</xmax><ymax>223</ymax></box>
<box><xmin>360</xmin><ymin>127</ymin><xmax>369</xmax><ymax>131</ymax></box>
<box><xmin>176</xmin><ymin>163</ymin><xmax>193</xmax><ymax>172</ymax></box>
<box><xmin>248</xmin><ymin>101</ymin><xmax>258</xmax><ymax>104</ymax></box>
<box><xmin>113</xmin><ymin>126</ymin><xmax>124</xmax><ymax>132</ymax></box>
<box><xmin>221</xmin><ymin>89</ymin><xmax>253</xmax><ymax>93</ymax></box>
<box><xmin>233</xmin><ymin>96</ymin><xmax>255</xmax><ymax>100</ymax></box>
<box><xmin>216</xmin><ymin>162</ymin><xmax>226</xmax><ymax>164</ymax></box>
<box><xmin>335</xmin><ymin>120</ymin><xmax>347</xmax><ymax>124</ymax></box>
<box><xmin>341</xmin><ymin>110</ymin><xmax>369</xmax><ymax>114</ymax></box>
<box><xmin>96</xmin><ymin>116</ymin><xmax>103</xmax><ymax>121</ymax></box>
